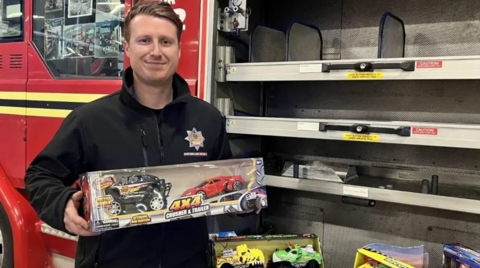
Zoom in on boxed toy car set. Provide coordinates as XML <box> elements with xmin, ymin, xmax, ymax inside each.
<box><xmin>354</xmin><ymin>243</ymin><xmax>429</xmax><ymax>268</ymax></box>
<box><xmin>80</xmin><ymin>158</ymin><xmax>267</xmax><ymax>232</ymax></box>
<box><xmin>212</xmin><ymin>234</ymin><xmax>324</xmax><ymax>268</ymax></box>
<box><xmin>443</xmin><ymin>243</ymin><xmax>480</xmax><ymax>268</ymax></box>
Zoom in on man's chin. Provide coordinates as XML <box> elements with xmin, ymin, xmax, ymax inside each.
<box><xmin>145</xmin><ymin>74</ymin><xmax>171</xmax><ymax>84</ymax></box>
<box><xmin>143</xmin><ymin>69</ymin><xmax>168</xmax><ymax>79</ymax></box>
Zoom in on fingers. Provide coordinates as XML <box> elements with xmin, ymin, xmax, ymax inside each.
<box><xmin>64</xmin><ymin>198</ymin><xmax>100</xmax><ymax>237</ymax></box>
<box><xmin>71</xmin><ymin>191</ymin><xmax>84</xmax><ymax>201</ymax></box>
<box><xmin>234</xmin><ymin>209</ymin><xmax>254</xmax><ymax>214</ymax></box>
<box><xmin>65</xmin><ymin>220</ymin><xmax>100</xmax><ymax>237</ymax></box>
<box><xmin>71</xmin><ymin>191</ymin><xmax>84</xmax><ymax>209</ymax></box>
<box><xmin>70</xmin><ymin>213</ymin><xmax>89</xmax><ymax>230</ymax></box>
<box><xmin>66</xmin><ymin>201</ymin><xmax>88</xmax><ymax>229</ymax></box>
<box><xmin>232</xmin><ymin>208</ymin><xmax>262</xmax><ymax>215</ymax></box>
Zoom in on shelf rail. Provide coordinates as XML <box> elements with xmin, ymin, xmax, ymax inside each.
<box><xmin>225</xmin><ymin>56</ymin><xmax>480</xmax><ymax>81</ymax></box>
<box><xmin>266</xmin><ymin>175</ymin><xmax>480</xmax><ymax>215</ymax></box>
<box><xmin>226</xmin><ymin>116</ymin><xmax>480</xmax><ymax>149</ymax></box>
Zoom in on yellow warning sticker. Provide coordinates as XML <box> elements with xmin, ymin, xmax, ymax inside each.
<box><xmin>346</xmin><ymin>72</ymin><xmax>384</xmax><ymax>79</ymax></box>
<box><xmin>343</xmin><ymin>133</ymin><xmax>380</xmax><ymax>142</ymax></box>
<box><xmin>131</xmin><ymin>215</ymin><xmax>152</xmax><ymax>225</ymax></box>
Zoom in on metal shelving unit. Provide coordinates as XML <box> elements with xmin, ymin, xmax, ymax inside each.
<box><xmin>213</xmin><ymin>0</ymin><xmax>480</xmax><ymax>265</ymax></box>
<box><xmin>266</xmin><ymin>175</ymin><xmax>480</xmax><ymax>215</ymax></box>
<box><xmin>226</xmin><ymin>56</ymin><xmax>480</xmax><ymax>81</ymax></box>
<box><xmin>226</xmin><ymin>116</ymin><xmax>480</xmax><ymax>149</ymax></box>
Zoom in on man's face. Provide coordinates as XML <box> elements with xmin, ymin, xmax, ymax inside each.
<box><xmin>125</xmin><ymin>14</ymin><xmax>180</xmax><ymax>84</ymax></box>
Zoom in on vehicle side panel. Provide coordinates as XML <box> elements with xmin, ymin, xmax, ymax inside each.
<box><xmin>0</xmin><ymin>166</ymin><xmax>49</xmax><ymax>268</ymax></box>
<box><xmin>0</xmin><ymin>43</ymin><xmax>27</xmax><ymax>188</ymax></box>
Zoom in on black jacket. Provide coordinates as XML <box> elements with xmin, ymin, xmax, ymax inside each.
<box><xmin>25</xmin><ymin>67</ymin><xmax>232</xmax><ymax>268</ymax></box>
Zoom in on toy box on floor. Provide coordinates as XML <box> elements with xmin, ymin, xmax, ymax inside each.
<box><xmin>353</xmin><ymin>244</ymin><xmax>429</xmax><ymax>268</ymax></box>
<box><xmin>80</xmin><ymin>158</ymin><xmax>267</xmax><ymax>232</ymax></box>
<box><xmin>212</xmin><ymin>234</ymin><xmax>324</xmax><ymax>268</ymax></box>
<box><xmin>443</xmin><ymin>243</ymin><xmax>480</xmax><ymax>268</ymax></box>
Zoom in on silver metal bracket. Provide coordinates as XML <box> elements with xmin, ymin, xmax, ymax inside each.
<box><xmin>217</xmin><ymin>0</ymin><xmax>249</xmax><ymax>34</ymax></box>
<box><xmin>215</xmin><ymin>46</ymin><xmax>235</xmax><ymax>83</ymax></box>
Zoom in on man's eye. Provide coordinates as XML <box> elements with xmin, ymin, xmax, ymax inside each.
<box><xmin>138</xmin><ymin>39</ymin><xmax>150</xmax><ymax>44</ymax></box>
<box><xmin>161</xmin><ymin>40</ymin><xmax>172</xmax><ymax>45</ymax></box>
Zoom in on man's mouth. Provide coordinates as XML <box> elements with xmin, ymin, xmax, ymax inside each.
<box><xmin>145</xmin><ymin>61</ymin><xmax>166</xmax><ymax>66</ymax></box>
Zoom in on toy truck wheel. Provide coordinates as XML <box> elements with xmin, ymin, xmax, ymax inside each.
<box><xmin>108</xmin><ymin>201</ymin><xmax>122</xmax><ymax>216</ymax></box>
<box><xmin>148</xmin><ymin>196</ymin><xmax>164</xmax><ymax>211</ymax></box>
<box><xmin>306</xmin><ymin>260</ymin><xmax>321</xmax><ymax>268</ymax></box>
<box><xmin>0</xmin><ymin>201</ymin><xmax>14</xmax><ymax>268</ymax></box>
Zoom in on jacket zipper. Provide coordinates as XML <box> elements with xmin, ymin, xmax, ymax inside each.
<box><xmin>153</xmin><ymin>113</ymin><xmax>165</xmax><ymax>162</ymax></box>
<box><xmin>139</xmin><ymin>126</ymin><xmax>149</xmax><ymax>166</ymax></box>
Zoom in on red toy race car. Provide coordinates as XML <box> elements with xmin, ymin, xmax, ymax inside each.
<box><xmin>180</xmin><ymin>175</ymin><xmax>245</xmax><ymax>200</ymax></box>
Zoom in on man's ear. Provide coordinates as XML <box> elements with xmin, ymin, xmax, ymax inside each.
<box><xmin>178</xmin><ymin>41</ymin><xmax>181</xmax><ymax>59</ymax></box>
<box><xmin>124</xmin><ymin>40</ymin><xmax>130</xmax><ymax>58</ymax></box>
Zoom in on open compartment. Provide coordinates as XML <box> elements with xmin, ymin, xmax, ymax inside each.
<box><xmin>217</xmin><ymin>0</ymin><xmax>480</xmax><ymax>81</ymax></box>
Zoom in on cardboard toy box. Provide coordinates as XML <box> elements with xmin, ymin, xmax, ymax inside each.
<box><xmin>80</xmin><ymin>158</ymin><xmax>267</xmax><ymax>232</ymax></box>
<box><xmin>212</xmin><ymin>234</ymin><xmax>325</xmax><ymax>268</ymax></box>
<box><xmin>353</xmin><ymin>244</ymin><xmax>429</xmax><ymax>268</ymax></box>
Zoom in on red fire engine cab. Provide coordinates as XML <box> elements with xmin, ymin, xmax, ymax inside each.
<box><xmin>0</xmin><ymin>0</ymin><xmax>211</xmax><ymax>267</ymax></box>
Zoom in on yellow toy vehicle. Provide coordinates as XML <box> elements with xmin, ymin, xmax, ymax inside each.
<box><xmin>216</xmin><ymin>244</ymin><xmax>265</xmax><ymax>268</ymax></box>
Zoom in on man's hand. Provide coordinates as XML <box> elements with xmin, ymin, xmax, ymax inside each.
<box><xmin>232</xmin><ymin>208</ymin><xmax>261</xmax><ymax>215</ymax></box>
<box><xmin>64</xmin><ymin>191</ymin><xmax>100</xmax><ymax>236</ymax></box>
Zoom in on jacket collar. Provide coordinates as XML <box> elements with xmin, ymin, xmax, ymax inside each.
<box><xmin>120</xmin><ymin>66</ymin><xmax>191</xmax><ymax>111</ymax></box>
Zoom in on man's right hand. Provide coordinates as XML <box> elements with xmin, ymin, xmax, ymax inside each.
<box><xmin>64</xmin><ymin>191</ymin><xmax>100</xmax><ymax>236</ymax></box>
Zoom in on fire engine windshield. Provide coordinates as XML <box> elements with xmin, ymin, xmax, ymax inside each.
<box><xmin>32</xmin><ymin>0</ymin><xmax>125</xmax><ymax>78</ymax></box>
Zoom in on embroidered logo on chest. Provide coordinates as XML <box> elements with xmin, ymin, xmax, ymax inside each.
<box><xmin>184</xmin><ymin>128</ymin><xmax>207</xmax><ymax>157</ymax></box>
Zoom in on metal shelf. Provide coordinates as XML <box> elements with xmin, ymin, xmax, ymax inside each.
<box><xmin>226</xmin><ymin>56</ymin><xmax>480</xmax><ymax>81</ymax></box>
<box><xmin>266</xmin><ymin>175</ymin><xmax>480</xmax><ymax>215</ymax></box>
<box><xmin>226</xmin><ymin>116</ymin><xmax>480</xmax><ymax>149</ymax></box>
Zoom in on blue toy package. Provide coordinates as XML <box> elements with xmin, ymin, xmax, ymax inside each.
<box><xmin>443</xmin><ymin>244</ymin><xmax>480</xmax><ymax>268</ymax></box>
<box><xmin>209</xmin><ymin>231</ymin><xmax>237</xmax><ymax>239</ymax></box>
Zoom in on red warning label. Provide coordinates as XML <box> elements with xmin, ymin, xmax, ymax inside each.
<box><xmin>412</xmin><ymin>127</ymin><xmax>438</xmax><ymax>135</ymax></box>
<box><xmin>416</xmin><ymin>61</ymin><xmax>442</xmax><ymax>68</ymax></box>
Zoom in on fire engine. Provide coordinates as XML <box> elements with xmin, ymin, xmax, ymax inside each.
<box><xmin>2</xmin><ymin>0</ymin><xmax>480</xmax><ymax>267</ymax></box>
<box><xmin>0</xmin><ymin>0</ymin><xmax>206</xmax><ymax>266</ymax></box>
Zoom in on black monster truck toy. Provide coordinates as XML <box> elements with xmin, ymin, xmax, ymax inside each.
<box><xmin>104</xmin><ymin>174</ymin><xmax>171</xmax><ymax>216</ymax></box>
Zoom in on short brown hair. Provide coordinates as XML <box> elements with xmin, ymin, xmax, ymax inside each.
<box><xmin>124</xmin><ymin>1</ymin><xmax>183</xmax><ymax>43</ymax></box>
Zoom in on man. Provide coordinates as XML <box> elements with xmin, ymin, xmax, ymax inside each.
<box><xmin>25</xmin><ymin>2</ymin><xmax>244</xmax><ymax>267</ymax></box>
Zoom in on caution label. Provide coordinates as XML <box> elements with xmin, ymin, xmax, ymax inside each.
<box><xmin>346</xmin><ymin>72</ymin><xmax>384</xmax><ymax>79</ymax></box>
<box><xmin>343</xmin><ymin>133</ymin><xmax>380</xmax><ymax>142</ymax></box>
<box><xmin>412</xmin><ymin>127</ymin><xmax>438</xmax><ymax>135</ymax></box>
<box><xmin>416</xmin><ymin>61</ymin><xmax>442</xmax><ymax>68</ymax></box>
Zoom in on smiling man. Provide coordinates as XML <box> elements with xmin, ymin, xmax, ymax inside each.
<box><xmin>24</xmin><ymin>2</ymin><xmax>235</xmax><ymax>268</ymax></box>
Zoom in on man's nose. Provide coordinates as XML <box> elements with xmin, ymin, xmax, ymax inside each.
<box><xmin>150</xmin><ymin>42</ymin><xmax>163</xmax><ymax>57</ymax></box>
